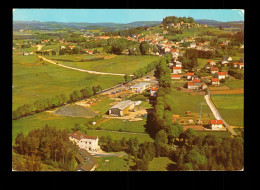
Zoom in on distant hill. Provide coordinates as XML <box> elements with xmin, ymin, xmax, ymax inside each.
<box><xmin>13</xmin><ymin>20</ymin><xmax>162</xmax><ymax>31</ymax></box>
<box><xmin>195</xmin><ymin>19</ymin><xmax>244</xmax><ymax>28</ymax></box>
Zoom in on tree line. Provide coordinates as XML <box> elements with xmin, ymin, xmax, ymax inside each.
<box><xmin>13</xmin><ymin>125</ymin><xmax>79</xmax><ymax>171</ymax></box>
<box><xmin>103</xmin><ymin>26</ymin><xmax>147</xmax><ymax>37</ymax></box>
<box><xmin>170</xmin><ymin>129</ymin><xmax>244</xmax><ymax>170</ymax></box>
<box><xmin>12</xmin><ymin>85</ymin><xmax>102</xmax><ymax>120</ymax></box>
<box><xmin>162</xmin><ymin>16</ymin><xmax>195</xmax><ymax>25</ymax></box>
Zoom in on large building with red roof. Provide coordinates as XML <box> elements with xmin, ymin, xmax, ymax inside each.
<box><xmin>69</xmin><ymin>131</ymin><xmax>100</xmax><ymax>154</ymax></box>
<box><xmin>210</xmin><ymin>120</ymin><xmax>223</xmax><ymax>130</ymax></box>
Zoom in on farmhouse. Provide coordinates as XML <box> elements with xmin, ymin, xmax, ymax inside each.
<box><xmin>210</xmin><ymin>120</ymin><xmax>223</xmax><ymax>130</ymax></box>
<box><xmin>186</xmin><ymin>72</ymin><xmax>194</xmax><ymax>80</ymax></box>
<box><xmin>173</xmin><ymin>67</ymin><xmax>182</xmax><ymax>74</ymax></box>
<box><xmin>190</xmin><ymin>42</ymin><xmax>196</xmax><ymax>48</ymax></box>
<box><xmin>171</xmin><ymin>74</ymin><xmax>181</xmax><ymax>80</ymax></box>
<box><xmin>211</xmin><ymin>78</ymin><xmax>220</xmax><ymax>87</ymax></box>
<box><xmin>238</xmin><ymin>63</ymin><xmax>244</xmax><ymax>69</ymax></box>
<box><xmin>109</xmin><ymin>100</ymin><xmax>135</xmax><ymax>116</ymax></box>
<box><xmin>188</xmin><ymin>81</ymin><xmax>207</xmax><ymax>90</ymax></box>
<box><xmin>150</xmin><ymin>87</ymin><xmax>158</xmax><ymax>97</ymax></box>
<box><xmin>69</xmin><ymin>131</ymin><xmax>100</xmax><ymax>154</ymax></box>
<box><xmin>210</xmin><ymin>67</ymin><xmax>219</xmax><ymax>74</ymax></box>
<box><xmin>75</xmin><ymin>149</ymin><xmax>98</xmax><ymax>171</ymax></box>
<box><xmin>216</xmin><ymin>72</ymin><xmax>228</xmax><ymax>80</ymax></box>
<box><xmin>130</xmin><ymin>82</ymin><xmax>150</xmax><ymax>93</ymax></box>
<box><xmin>208</xmin><ymin>60</ymin><xmax>216</xmax><ymax>67</ymax></box>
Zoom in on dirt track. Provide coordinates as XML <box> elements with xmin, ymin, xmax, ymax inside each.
<box><xmin>210</xmin><ymin>88</ymin><xmax>244</xmax><ymax>94</ymax></box>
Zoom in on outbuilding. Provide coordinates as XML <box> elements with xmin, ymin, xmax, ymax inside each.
<box><xmin>210</xmin><ymin>120</ymin><xmax>223</xmax><ymax>130</ymax></box>
<box><xmin>109</xmin><ymin>100</ymin><xmax>135</xmax><ymax>116</ymax></box>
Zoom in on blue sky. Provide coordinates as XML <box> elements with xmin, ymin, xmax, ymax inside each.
<box><xmin>13</xmin><ymin>9</ymin><xmax>244</xmax><ymax>23</ymax></box>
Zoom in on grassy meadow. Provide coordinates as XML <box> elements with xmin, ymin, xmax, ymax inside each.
<box><xmin>12</xmin><ymin>54</ymin><xmax>124</xmax><ymax>109</ymax></box>
<box><xmin>211</xmin><ymin>93</ymin><xmax>244</xmax><ymax>127</ymax></box>
<box><xmin>45</xmin><ymin>54</ymin><xmax>160</xmax><ymax>75</ymax></box>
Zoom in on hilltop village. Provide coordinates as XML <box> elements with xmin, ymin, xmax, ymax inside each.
<box><xmin>12</xmin><ymin>16</ymin><xmax>244</xmax><ymax>171</ymax></box>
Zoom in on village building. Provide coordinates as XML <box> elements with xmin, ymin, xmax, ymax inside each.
<box><xmin>130</xmin><ymin>82</ymin><xmax>150</xmax><ymax>93</ymax></box>
<box><xmin>171</xmin><ymin>74</ymin><xmax>181</xmax><ymax>80</ymax></box>
<box><xmin>204</xmin><ymin>41</ymin><xmax>210</xmax><ymax>46</ymax></box>
<box><xmin>186</xmin><ymin>72</ymin><xmax>194</xmax><ymax>80</ymax></box>
<box><xmin>150</xmin><ymin>87</ymin><xmax>158</xmax><ymax>97</ymax></box>
<box><xmin>220</xmin><ymin>60</ymin><xmax>229</xmax><ymax>67</ymax></box>
<box><xmin>211</xmin><ymin>78</ymin><xmax>220</xmax><ymax>87</ymax></box>
<box><xmin>210</xmin><ymin>67</ymin><xmax>219</xmax><ymax>74</ymax></box>
<box><xmin>173</xmin><ymin>67</ymin><xmax>182</xmax><ymax>74</ymax></box>
<box><xmin>210</xmin><ymin>120</ymin><xmax>223</xmax><ymax>130</ymax></box>
<box><xmin>99</xmin><ymin>36</ymin><xmax>110</xmax><ymax>40</ymax></box>
<box><xmin>223</xmin><ymin>56</ymin><xmax>232</xmax><ymax>62</ymax></box>
<box><xmin>216</xmin><ymin>72</ymin><xmax>228</xmax><ymax>80</ymax></box>
<box><xmin>75</xmin><ymin>148</ymin><xmax>98</xmax><ymax>171</ymax></box>
<box><xmin>69</xmin><ymin>131</ymin><xmax>100</xmax><ymax>154</ymax></box>
<box><xmin>173</xmin><ymin>61</ymin><xmax>182</xmax><ymax>68</ymax></box>
<box><xmin>238</xmin><ymin>63</ymin><xmax>244</xmax><ymax>69</ymax></box>
<box><xmin>208</xmin><ymin>60</ymin><xmax>216</xmax><ymax>67</ymax></box>
<box><xmin>189</xmin><ymin>42</ymin><xmax>196</xmax><ymax>48</ymax></box>
<box><xmin>109</xmin><ymin>100</ymin><xmax>135</xmax><ymax>116</ymax></box>
<box><xmin>233</xmin><ymin>62</ymin><xmax>238</xmax><ymax>68</ymax></box>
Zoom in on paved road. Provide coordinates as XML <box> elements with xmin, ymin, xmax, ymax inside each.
<box><xmin>205</xmin><ymin>89</ymin><xmax>237</xmax><ymax>136</ymax></box>
<box><xmin>38</xmin><ymin>55</ymin><xmax>134</xmax><ymax>77</ymax></box>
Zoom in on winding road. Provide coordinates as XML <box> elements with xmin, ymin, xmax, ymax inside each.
<box><xmin>37</xmin><ymin>55</ymin><xmax>134</xmax><ymax>77</ymax></box>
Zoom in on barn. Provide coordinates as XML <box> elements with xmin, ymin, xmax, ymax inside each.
<box><xmin>109</xmin><ymin>100</ymin><xmax>135</xmax><ymax>116</ymax></box>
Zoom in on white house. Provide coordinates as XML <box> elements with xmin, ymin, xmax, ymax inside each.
<box><xmin>130</xmin><ymin>82</ymin><xmax>150</xmax><ymax>93</ymax></box>
<box><xmin>190</xmin><ymin>42</ymin><xmax>196</xmax><ymax>48</ymax></box>
<box><xmin>171</xmin><ymin>74</ymin><xmax>181</xmax><ymax>80</ymax></box>
<box><xmin>238</xmin><ymin>63</ymin><xmax>244</xmax><ymax>69</ymax></box>
<box><xmin>211</xmin><ymin>78</ymin><xmax>220</xmax><ymax>87</ymax></box>
<box><xmin>69</xmin><ymin>131</ymin><xmax>100</xmax><ymax>154</ymax></box>
<box><xmin>186</xmin><ymin>72</ymin><xmax>194</xmax><ymax>80</ymax></box>
<box><xmin>150</xmin><ymin>87</ymin><xmax>158</xmax><ymax>97</ymax></box>
<box><xmin>173</xmin><ymin>67</ymin><xmax>182</xmax><ymax>74</ymax></box>
<box><xmin>210</xmin><ymin>120</ymin><xmax>223</xmax><ymax>130</ymax></box>
<box><xmin>216</xmin><ymin>72</ymin><xmax>228</xmax><ymax>80</ymax></box>
<box><xmin>210</xmin><ymin>67</ymin><xmax>219</xmax><ymax>74</ymax></box>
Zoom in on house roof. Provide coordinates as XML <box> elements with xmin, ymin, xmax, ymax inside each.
<box><xmin>173</xmin><ymin>67</ymin><xmax>182</xmax><ymax>69</ymax></box>
<box><xmin>208</xmin><ymin>60</ymin><xmax>213</xmax><ymax>63</ymax></box>
<box><xmin>210</xmin><ymin>120</ymin><xmax>223</xmax><ymax>124</ymax></box>
<box><xmin>233</xmin><ymin>62</ymin><xmax>238</xmax><ymax>65</ymax></box>
<box><xmin>150</xmin><ymin>87</ymin><xmax>158</xmax><ymax>91</ymax></box>
<box><xmin>110</xmin><ymin>100</ymin><xmax>134</xmax><ymax>110</ymax></box>
<box><xmin>69</xmin><ymin>131</ymin><xmax>98</xmax><ymax>140</ymax></box>
<box><xmin>171</xmin><ymin>75</ymin><xmax>181</xmax><ymax>77</ymax></box>
<box><xmin>186</xmin><ymin>72</ymin><xmax>194</xmax><ymax>76</ymax></box>
<box><xmin>76</xmin><ymin>149</ymin><xmax>97</xmax><ymax>171</ymax></box>
<box><xmin>193</xmin><ymin>79</ymin><xmax>201</xmax><ymax>83</ymax></box>
<box><xmin>217</xmin><ymin>72</ymin><xmax>227</xmax><ymax>76</ymax></box>
<box><xmin>211</xmin><ymin>67</ymin><xmax>219</xmax><ymax>71</ymax></box>
<box><xmin>211</xmin><ymin>78</ymin><xmax>219</xmax><ymax>82</ymax></box>
<box><xmin>188</xmin><ymin>82</ymin><xmax>194</xmax><ymax>86</ymax></box>
<box><xmin>239</xmin><ymin>63</ymin><xmax>244</xmax><ymax>65</ymax></box>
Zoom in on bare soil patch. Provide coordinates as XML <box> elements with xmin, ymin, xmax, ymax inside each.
<box><xmin>209</xmin><ymin>86</ymin><xmax>230</xmax><ymax>91</ymax></box>
<box><xmin>210</xmin><ymin>88</ymin><xmax>244</xmax><ymax>94</ymax></box>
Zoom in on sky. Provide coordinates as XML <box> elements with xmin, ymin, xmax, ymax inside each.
<box><xmin>13</xmin><ymin>9</ymin><xmax>244</xmax><ymax>23</ymax></box>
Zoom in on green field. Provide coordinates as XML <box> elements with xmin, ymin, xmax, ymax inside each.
<box><xmin>211</xmin><ymin>94</ymin><xmax>244</xmax><ymax>127</ymax></box>
<box><xmin>45</xmin><ymin>54</ymin><xmax>160</xmax><ymax>75</ymax></box>
<box><xmin>224</xmin><ymin>79</ymin><xmax>244</xmax><ymax>89</ymax></box>
<box><xmin>12</xmin><ymin>55</ymin><xmax>124</xmax><ymax>109</ymax></box>
<box><xmin>12</xmin><ymin>111</ymin><xmax>153</xmax><ymax>144</ymax></box>
<box><xmin>148</xmin><ymin>157</ymin><xmax>177</xmax><ymax>171</ymax></box>
<box><xmin>172</xmin><ymin>89</ymin><xmax>214</xmax><ymax>118</ymax></box>
<box><xmin>95</xmin><ymin>155</ymin><xmax>134</xmax><ymax>171</ymax></box>
<box><xmin>97</xmin><ymin>118</ymin><xmax>147</xmax><ymax>133</ymax></box>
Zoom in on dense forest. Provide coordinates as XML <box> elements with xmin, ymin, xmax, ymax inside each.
<box><xmin>13</xmin><ymin>125</ymin><xmax>79</xmax><ymax>171</ymax></box>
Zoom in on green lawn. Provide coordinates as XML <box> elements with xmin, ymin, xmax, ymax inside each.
<box><xmin>46</xmin><ymin>54</ymin><xmax>160</xmax><ymax>75</ymax></box>
<box><xmin>148</xmin><ymin>157</ymin><xmax>177</xmax><ymax>171</ymax></box>
<box><xmin>211</xmin><ymin>94</ymin><xmax>244</xmax><ymax>127</ymax></box>
<box><xmin>95</xmin><ymin>155</ymin><xmax>134</xmax><ymax>171</ymax></box>
<box><xmin>12</xmin><ymin>56</ymin><xmax>124</xmax><ymax>109</ymax></box>
<box><xmin>97</xmin><ymin>118</ymin><xmax>147</xmax><ymax>133</ymax></box>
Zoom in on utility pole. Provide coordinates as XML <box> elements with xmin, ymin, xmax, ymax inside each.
<box><xmin>199</xmin><ymin>102</ymin><xmax>206</xmax><ymax>124</ymax></box>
